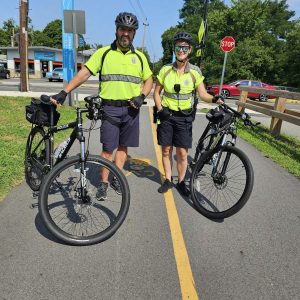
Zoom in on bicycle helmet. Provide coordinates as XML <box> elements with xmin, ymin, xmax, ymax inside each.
<box><xmin>173</xmin><ymin>32</ymin><xmax>193</xmax><ymax>45</ymax></box>
<box><xmin>115</xmin><ymin>12</ymin><xmax>139</xmax><ymax>30</ymax></box>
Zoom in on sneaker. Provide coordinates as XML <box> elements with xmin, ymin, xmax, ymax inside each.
<box><xmin>110</xmin><ymin>177</ymin><xmax>122</xmax><ymax>195</ymax></box>
<box><xmin>158</xmin><ymin>179</ymin><xmax>172</xmax><ymax>193</ymax></box>
<box><xmin>96</xmin><ymin>182</ymin><xmax>108</xmax><ymax>201</ymax></box>
<box><xmin>176</xmin><ymin>181</ymin><xmax>190</xmax><ymax>197</ymax></box>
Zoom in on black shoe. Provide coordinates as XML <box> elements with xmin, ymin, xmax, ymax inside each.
<box><xmin>176</xmin><ymin>181</ymin><xmax>190</xmax><ymax>197</ymax></box>
<box><xmin>96</xmin><ymin>182</ymin><xmax>108</xmax><ymax>201</ymax></box>
<box><xmin>158</xmin><ymin>179</ymin><xmax>172</xmax><ymax>193</ymax></box>
<box><xmin>110</xmin><ymin>176</ymin><xmax>122</xmax><ymax>195</ymax></box>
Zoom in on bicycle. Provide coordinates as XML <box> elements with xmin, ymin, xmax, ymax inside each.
<box><xmin>189</xmin><ymin>103</ymin><xmax>259</xmax><ymax>219</ymax></box>
<box><xmin>24</xmin><ymin>95</ymin><xmax>130</xmax><ymax>245</ymax></box>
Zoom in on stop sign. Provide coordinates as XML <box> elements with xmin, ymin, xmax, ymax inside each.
<box><xmin>220</xmin><ymin>36</ymin><xmax>235</xmax><ymax>52</ymax></box>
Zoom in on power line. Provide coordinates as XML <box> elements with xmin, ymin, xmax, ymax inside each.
<box><xmin>135</xmin><ymin>0</ymin><xmax>147</xmax><ymax>21</ymax></box>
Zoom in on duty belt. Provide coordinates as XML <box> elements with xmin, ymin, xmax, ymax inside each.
<box><xmin>168</xmin><ymin>108</ymin><xmax>193</xmax><ymax>117</ymax></box>
<box><xmin>101</xmin><ymin>99</ymin><xmax>129</xmax><ymax>107</ymax></box>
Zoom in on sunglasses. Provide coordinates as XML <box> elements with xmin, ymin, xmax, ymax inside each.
<box><xmin>174</xmin><ymin>45</ymin><xmax>190</xmax><ymax>53</ymax></box>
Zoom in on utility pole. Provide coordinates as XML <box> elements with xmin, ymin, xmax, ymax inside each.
<box><xmin>19</xmin><ymin>0</ymin><xmax>29</xmax><ymax>92</ymax></box>
<box><xmin>141</xmin><ymin>19</ymin><xmax>149</xmax><ymax>53</ymax></box>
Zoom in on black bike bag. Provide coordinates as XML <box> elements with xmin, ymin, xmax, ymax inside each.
<box><xmin>25</xmin><ymin>98</ymin><xmax>60</xmax><ymax>126</ymax></box>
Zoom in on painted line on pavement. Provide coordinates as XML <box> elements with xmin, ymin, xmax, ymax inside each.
<box><xmin>148</xmin><ymin>106</ymin><xmax>199</xmax><ymax>300</ymax></box>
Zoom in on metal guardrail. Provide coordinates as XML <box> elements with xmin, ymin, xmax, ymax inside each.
<box><xmin>236</xmin><ymin>86</ymin><xmax>300</xmax><ymax>136</ymax></box>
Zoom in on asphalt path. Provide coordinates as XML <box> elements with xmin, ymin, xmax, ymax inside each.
<box><xmin>0</xmin><ymin>105</ymin><xmax>299</xmax><ymax>300</ymax></box>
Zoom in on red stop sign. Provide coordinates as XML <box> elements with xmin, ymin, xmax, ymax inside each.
<box><xmin>220</xmin><ymin>36</ymin><xmax>235</xmax><ymax>52</ymax></box>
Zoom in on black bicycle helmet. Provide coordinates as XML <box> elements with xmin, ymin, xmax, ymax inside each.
<box><xmin>173</xmin><ymin>32</ymin><xmax>193</xmax><ymax>45</ymax></box>
<box><xmin>115</xmin><ymin>12</ymin><xmax>139</xmax><ymax>30</ymax></box>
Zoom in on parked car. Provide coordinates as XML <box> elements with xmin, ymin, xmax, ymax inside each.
<box><xmin>46</xmin><ymin>68</ymin><xmax>63</xmax><ymax>82</ymax></box>
<box><xmin>0</xmin><ymin>66</ymin><xmax>10</xmax><ymax>79</ymax></box>
<box><xmin>206</xmin><ymin>80</ymin><xmax>277</xmax><ymax>102</ymax></box>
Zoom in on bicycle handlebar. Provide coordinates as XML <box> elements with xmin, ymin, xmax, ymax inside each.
<box><xmin>220</xmin><ymin>103</ymin><xmax>260</xmax><ymax>127</ymax></box>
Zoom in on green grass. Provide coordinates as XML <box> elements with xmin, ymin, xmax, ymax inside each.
<box><xmin>0</xmin><ymin>96</ymin><xmax>79</xmax><ymax>201</ymax></box>
<box><xmin>0</xmin><ymin>99</ymin><xmax>299</xmax><ymax>201</ymax></box>
<box><xmin>199</xmin><ymin>108</ymin><xmax>300</xmax><ymax>179</ymax></box>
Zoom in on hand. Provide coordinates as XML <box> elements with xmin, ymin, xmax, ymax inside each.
<box><xmin>128</xmin><ymin>94</ymin><xmax>145</xmax><ymax>109</ymax></box>
<box><xmin>157</xmin><ymin>106</ymin><xmax>170</xmax><ymax>121</ymax></box>
<box><xmin>212</xmin><ymin>94</ymin><xmax>225</xmax><ymax>104</ymax></box>
<box><xmin>50</xmin><ymin>90</ymin><xmax>68</xmax><ymax>105</ymax></box>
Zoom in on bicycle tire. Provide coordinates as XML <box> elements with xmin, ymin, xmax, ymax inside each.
<box><xmin>190</xmin><ymin>145</ymin><xmax>254</xmax><ymax>219</ymax></box>
<box><xmin>38</xmin><ymin>155</ymin><xmax>130</xmax><ymax>246</ymax></box>
<box><xmin>25</xmin><ymin>126</ymin><xmax>50</xmax><ymax>191</ymax></box>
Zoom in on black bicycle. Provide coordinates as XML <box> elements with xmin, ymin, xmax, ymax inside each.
<box><xmin>189</xmin><ymin>103</ymin><xmax>258</xmax><ymax>219</ymax></box>
<box><xmin>24</xmin><ymin>95</ymin><xmax>130</xmax><ymax>245</ymax></box>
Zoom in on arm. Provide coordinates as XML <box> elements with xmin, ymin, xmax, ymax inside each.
<box><xmin>197</xmin><ymin>82</ymin><xmax>224</xmax><ymax>104</ymax></box>
<box><xmin>153</xmin><ymin>80</ymin><xmax>164</xmax><ymax>111</ymax></box>
<box><xmin>141</xmin><ymin>76</ymin><xmax>153</xmax><ymax>97</ymax></box>
<box><xmin>64</xmin><ymin>66</ymin><xmax>92</xmax><ymax>93</ymax></box>
<box><xmin>50</xmin><ymin>67</ymin><xmax>92</xmax><ymax>105</ymax></box>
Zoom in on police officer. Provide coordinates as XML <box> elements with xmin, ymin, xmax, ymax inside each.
<box><xmin>154</xmin><ymin>32</ymin><xmax>223</xmax><ymax>196</ymax></box>
<box><xmin>50</xmin><ymin>12</ymin><xmax>153</xmax><ymax>200</ymax></box>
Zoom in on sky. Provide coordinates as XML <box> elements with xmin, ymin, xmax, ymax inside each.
<box><xmin>0</xmin><ymin>0</ymin><xmax>299</xmax><ymax>62</ymax></box>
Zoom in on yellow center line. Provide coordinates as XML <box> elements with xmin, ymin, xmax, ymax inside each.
<box><xmin>148</xmin><ymin>106</ymin><xmax>199</xmax><ymax>300</ymax></box>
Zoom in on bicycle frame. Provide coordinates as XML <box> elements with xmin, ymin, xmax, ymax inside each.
<box><xmin>39</xmin><ymin>105</ymin><xmax>90</xmax><ymax>170</ymax></box>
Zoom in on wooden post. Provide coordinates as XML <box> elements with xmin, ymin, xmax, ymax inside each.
<box><xmin>270</xmin><ymin>97</ymin><xmax>287</xmax><ymax>136</ymax></box>
<box><xmin>237</xmin><ymin>90</ymin><xmax>248</xmax><ymax>112</ymax></box>
<box><xmin>19</xmin><ymin>0</ymin><xmax>29</xmax><ymax>92</ymax></box>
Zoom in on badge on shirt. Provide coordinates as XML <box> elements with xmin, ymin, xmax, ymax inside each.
<box><xmin>131</xmin><ymin>57</ymin><xmax>136</xmax><ymax>64</ymax></box>
<box><xmin>184</xmin><ymin>79</ymin><xmax>190</xmax><ymax>86</ymax></box>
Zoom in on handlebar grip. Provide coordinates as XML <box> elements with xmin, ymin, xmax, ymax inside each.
<box><xmin>40</xmin><ymin>94</ymin><xmax>51</xmax><ymax>104</ymax></box>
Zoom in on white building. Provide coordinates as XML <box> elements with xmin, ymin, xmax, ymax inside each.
<box><xmin>0</xmin><ymin>46</ymin><xmax>91</xmax><ymax>78</ymax></box>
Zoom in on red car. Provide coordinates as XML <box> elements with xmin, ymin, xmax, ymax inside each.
<box><xmin>206</xmin><ymin>80</ymin><xmax>277</xmax><ymax>102</ymax></box>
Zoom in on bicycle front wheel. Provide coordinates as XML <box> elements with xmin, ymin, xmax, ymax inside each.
<box><xmin>38</xmin><ymin>155</ymin><xmax>130</xmax><ymax>246</ymax></box>
<box><xmin>25</xmin><ymin>126</ymin><xmax>50</xmax><ymax>191</ymax></box>
<box><xmin>190</xmin><ymin>145</ymin><xmax>254</xmax><ymax>219</ymax></box>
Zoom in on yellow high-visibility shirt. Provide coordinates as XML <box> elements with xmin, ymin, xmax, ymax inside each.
<box><xmin>85</xmin><ymin>41</ymin><xmax>152</xmax><ymax>100</ymax></box>
<box><xmin>157</xmin><ymin>62</ymin><xmax>204</xmax><ymax>111</ymax></box>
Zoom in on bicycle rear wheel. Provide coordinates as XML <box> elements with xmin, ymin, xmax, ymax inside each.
<box><xmin>190</xmin><ymin>145</ymin><xmax>254</xmax><ymax>219</ymax></box>
<box><xmin>25</xmin><ymin>126</ymin><xmax>50</xmax><ymax>191</ymax></box>
<box><xmin>38</xmin><ymin>155</ymin><xmax>130</xmax><ymax>246</ymax></box>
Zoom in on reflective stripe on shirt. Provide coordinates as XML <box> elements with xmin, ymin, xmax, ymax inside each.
<box><xmin>101</xmin><ymin>74</ymin><xmax>142</xmax><ymax>84</ymax></box>
<box><xmin>163</xmin><ymin>91</ymin><xmax>193</xmax><ymax>100</ymax></box>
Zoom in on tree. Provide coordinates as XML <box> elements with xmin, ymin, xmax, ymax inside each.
<box><xmin>42</xmin><ymin>19</ymin><xmax>62</xmax><ymax>48</ymax></box>
<box><xmin>283</xmin><ymin>20</ymin><xmax>300</xmax><ymax>87</ymax></box>
<box><xmin>160</xmin><ymin>0</ymin><xmax>298</xmax><ymax>87</ymax></box>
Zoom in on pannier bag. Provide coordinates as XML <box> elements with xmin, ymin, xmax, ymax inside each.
<box><xmin>25</xmin><ymin>98</ymin><xmax>60</xmax><ymax>126</ymax></box>
<box><xmin>206</xmin><ymin>106</ymin><xmax>233</xmax><ymax>127</ymax></box>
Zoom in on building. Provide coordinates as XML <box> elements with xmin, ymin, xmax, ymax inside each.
<box><xmin>0</xmin><ymin>46</ymin><xmax>92</xmax><ymax>78</ymax></box>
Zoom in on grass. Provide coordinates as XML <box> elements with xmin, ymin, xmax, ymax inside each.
<box><xmin>199</xmin><ymin>108</ymin><xmax>300</xmax><ymax>179</ymax></box>
<box><xmin>0</xmin><ymin>99</ymin><xmax>299</xmax><ymax>201</ymax></box>
<box><xmin>0</xmin><ymin>96</ymin><xmax>79</xmax><ymax>201</ymax></box>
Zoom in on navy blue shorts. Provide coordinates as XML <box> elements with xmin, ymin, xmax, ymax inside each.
<box><xmin>100</xmin><ymin>106</ymin><xmax>140</xmax><ymax>152</ymax></box>
<box><xmin>157</xmin><ymin>115</ymin><xmax>193</xmax><ymax>149</ymax></box>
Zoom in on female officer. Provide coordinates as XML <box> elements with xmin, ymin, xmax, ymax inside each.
<box><xmin>154</xmin><ymin>32</ymin><xmax>224</xmax><ymax>196</ymax></box>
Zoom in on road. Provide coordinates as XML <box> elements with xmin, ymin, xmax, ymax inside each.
<box><xmin>0</xmin><ymin>99</ymin><xmax>299</xmax><ymax>299</ymax></box>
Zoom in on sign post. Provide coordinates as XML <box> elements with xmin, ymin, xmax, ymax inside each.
<box><xmin>219</xmin><ymin>36</ymin><xmax>235</xmax><ymax>96</ymax></box>
<box><xmin>63</xmin><ymin>9</ymin><xmax>85</xmax><ymax>106</ymax></box>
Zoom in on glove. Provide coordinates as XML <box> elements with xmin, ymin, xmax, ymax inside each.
<box><xmin>129</xmin><ymin>94</ymin><xmax>146</xmax><ymax>109</ymax></box>
<box><xmin>212</xmin><ymin>94</ymin><xmax>225</xmax><ymax>103</ymax></box>
<box><xmin>157</xmin><ymin>107</ymin><xmax>170</xmax><ymax>121</ymax></box>
<box><xmin>51</xmin><ymin>90</ymin><xmax>68</xmax><ymax>104</ymax></box>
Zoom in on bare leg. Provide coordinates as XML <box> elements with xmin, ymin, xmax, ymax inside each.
<box><xmin>176</xmin><ymin>147</ymin><xmax>188</xmax><ymax>183</ymax></box>
<box><xmin>100</xmin><ymin>146</ymin><xmax>127</xmax><ymax>182</ymax></box>
<box><xmin>100</xmin><ymin>150</ymin><xmax>113</xmax><ymax>182</ymax></box>
<box><xmin>114</xmin><ymin>146</ymin><xmax>128</xmax><ymax>171</ymax></box>
<box><xmin>161</xmin><ymin>145</ymin><xmax>173</xmax><ymax>180</ymax></box>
